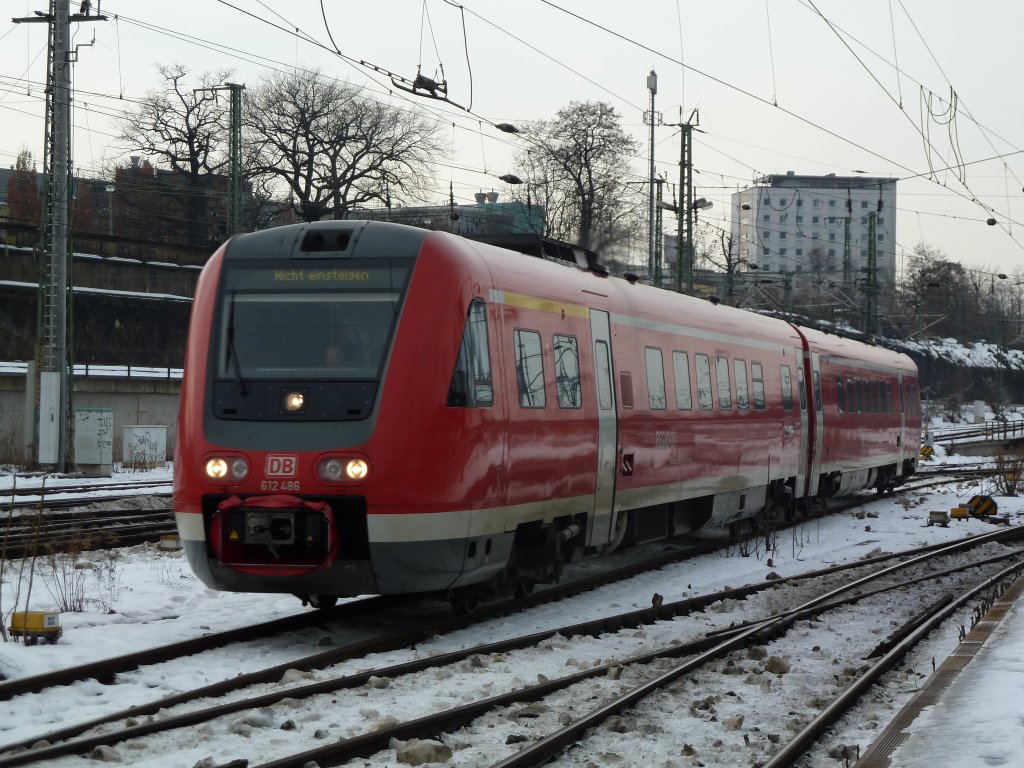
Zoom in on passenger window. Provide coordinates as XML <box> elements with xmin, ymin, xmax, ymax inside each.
<box><xmin>886</xmin><ymin>382</ymin><xmax>893</xmax><ymax>414</ymax></box>
<box><xmin>751</xmin><ymin>361</ymin><xmax>766</xmax><ymax>410</ymax></box>
<box><xmin>716</xmin><ymin>356</ymin><xmax>732</xmax><ymax>410</ymax></box>
<box><xmin>672</xmin><ymin>351</ymin><xmax>692</xmax><ymax>410</ymax></box>
<box><xmin>836</xmin><ymin>375</ymin><xmax>845</xmax><ymax>412</ymax></box>
<box><xmin>447</xmin><ymin>299</ymin><xmax>493</xmax><ymax>407</ymax></box>
<box><xmin>620</xmin><ymin>371</ymin><xmax>634</xmax><ymax>409</ymax></box>
<box><xmin>813</xmin><ymin>371</ymin><xmax>822</xmax><ymax>410</ymax></box>
<box><xmin>695</xmin><ymin>354</ymin><xmax>713</xmax><ymax>410</ymax></box>
<box><xmin>796</xmin><ymin>365</ymin><xmax>807</xmax><ymax>411</ymax></box>
<box><xmin>846</xmin><ymin>376</ymin><xmax>855</xmax><ymax>412</ymax></box>
<box><xmin>780</xmin><ymin>365</ymin><xmax>793</xmax><ymax>410</ymax></box>
<box><xmin>595</xmin><ymin>340</ymin><xmax>613</xmax><ymax>410</ymax></box>
<box><xmin>553</xmin><ymin>334</ymin><xmax>582</xmax><ymax>408</ymax></box>
<box><xmin>513</xmin><ymin>329</ymin><xmax>546</xmax><ymax>407</ymax></box>
<box><xmin>645</xmin><ymin>347</ymin><xmax>667</xmax><ymax>410</ymax></box>
<box><xmin>734</xmin><ymin>359</ymin><xmax>749</xmax><ymax>410</ymax></box>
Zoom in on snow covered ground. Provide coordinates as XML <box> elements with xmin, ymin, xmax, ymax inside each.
<box><xmin>1</xmin><ymin>425</ymin><xmax>1024</xmax><ymax>766</ymax></box>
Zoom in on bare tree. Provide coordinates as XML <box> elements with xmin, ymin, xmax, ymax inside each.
<box><xmin>7</xmin><ymin>150</ymin><xmax>41</xmax><ymax>228</ymax></box>
<box><xmin>115</xmin><ymin>64</ymin><xmax>233</xmax><ymax>247</ymax></box>
<box><xmin>513</xmin><ymin>101</ymin><xmax>642</xmax><ymax>250</ymax></box>
<box><xmin>244</xmin><ymin>68</ymin><xmax>443</xmax><ymax>221</ymax></box>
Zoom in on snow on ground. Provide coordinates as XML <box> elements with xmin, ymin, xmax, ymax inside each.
<box><xmin>1</xmin><ymin>418</ymin><xmax>1023</xmax><ymax>766</ymax></box>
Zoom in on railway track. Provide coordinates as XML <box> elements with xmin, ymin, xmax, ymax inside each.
<box><xmin>1</xmin><ymin>480</ymin><xmax>171</xmax><ymax>513</ymax></box>
<box><xmin>1</xmin><ymin>523</ymin><xmax>1021</xmax><ymax>767</ymax></box>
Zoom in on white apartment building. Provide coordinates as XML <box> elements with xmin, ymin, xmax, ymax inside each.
<box><xmin>731</xmin><ymin>172</ymin><xmax>897</xmax><ymax>288</ymax></box>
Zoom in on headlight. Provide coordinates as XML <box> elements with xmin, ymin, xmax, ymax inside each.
<box><xmin>317</xmin><ymin>456</ymin><xmax>370</xmax><ymax>483</ymax></box>
<box><xmin>345</xmin><ymin>458</ymin><xmax>368</xmax><ymax>480</ymax></box>
<box><xmin>283</xmin><ymin>390</ymin><xmax>305</xmax><ymax>413</ymax></box>
<box><xmin>204</xmin><ymin>456</ymin><xmax>249</xmax><ymax>482</ymax></box>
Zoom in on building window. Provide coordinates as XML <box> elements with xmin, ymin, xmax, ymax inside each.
<box><xmin>812</xmin><ymin>215</ymin><xmax>819</xmax><ymax>224</ymax></box>
<box><xmin>795</xmin><ymin>248</ymin><xmax>803</xmax><ymax>256</ymax></box>
<box><xmin>779</xmin><ymin>248</ymin><xmax>787</xmax><ymax>256</ymax></box>
<box><xmin>779</xmin><ymin>231</ymin><xmax>787</xmax><ymax>240</ymax></box>
<box><xmin>878</xmin><ymin>217</ymin><xmax>884</xmax><ymax>225</ymax></box>
<box><xmin>796</xmin><ymin>215</ymin><xmax>803</xmax><ymax>224</ymax></box>
<box><xmin>796</xmin><ymin>232</ymin><xmax>804</xmax><ymax>239</ymax></box>
<box><xmin>861</xmin><ymin>200</ymin><xmax>868</xmax><ymax>208</ymax></box>
<box><xmin>797</xmin><ymin>198</ymin><xmax>803</xmax><ymax>207</ymax></box>
<box><xmin>763</xmin><ymin>214</ymin><xmax>771</xmax><ymax>223</ymax></box>
<box><xmin>828</xmin><ymin>248</ymin><xmax>835</xmax><ymax>257</ymax></box>
<box><xmin>828</xmin><ymin>216</ymin><xmax>836</xmax><ymax>224</ymax></box>
<box><xmin>828</xmin><ymin>233</ymin><xmax>836</xmax><ymax>241</ymax></box>
<box><xmin>811</xmin><ymin>232</ymin><xmax>819</xmax><ymax>240</ymax></box>
<box><xmin>762</xmin><ymin>247</ymin><xmax>770</xmax><ymax>256</ymax></box>
<box><xmin>762</xmin><ymin>230</ymin><xmax>771</xmax><ymax>240</ymax></box>
<box><xmin>780</xmin><ymin>213</ymin><xmax>788</xmax><ymax>223</ymax></box>
<box><xmin>877</xmin><ymin>233</ymin><xmax>884</xmax><ymax>241</ymax></box>
<box><xmin>829</xmin><ymin>199</ymin><xmax>836</xmax><ymax>208</ymax></box>
<box><xmin>861</xmin><ymin>249</ymin><xmax>868</xmax><ymax>257</ymax></box>
<box><xmin>813</xmin><ymin>199</ymin><xmax>821</xmax><ymax>208</ymax></box>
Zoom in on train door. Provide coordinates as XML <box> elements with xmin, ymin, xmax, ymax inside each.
<box><xmin>806</xmin><ymin>352</ymin><xmax>823</xmax><ymax>496</ymax></box>
<box><xmin>588</xmin><ymin>309</ymin><xmax>619</xmax><ymax>547</ymax></box>
<box><xmin>794</xmin><ymin>357</ymin><xmax>810</xmax><ymax>498</ymax></box>
<box><xmin>898</xmin><ymin>370</ymin><xmax>907</xmax><ymax>465</ymax></box>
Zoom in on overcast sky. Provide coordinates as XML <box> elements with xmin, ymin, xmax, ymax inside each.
<box><xmin>2</xmin><ymin>1</ymin><xmax>1023</xmax><ymax>276</ymax></box>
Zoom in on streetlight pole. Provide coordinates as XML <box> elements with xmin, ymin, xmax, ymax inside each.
<box><xmin>645</xmin><ymin>71</ymin><xmax>659</xmax><ymax>281</ymax></box>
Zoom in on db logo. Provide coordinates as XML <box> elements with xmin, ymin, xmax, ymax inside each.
<box><xmin>265</xmin><ymin>455</ymin><xmax>298</xmax><ymax>477</ymax></box>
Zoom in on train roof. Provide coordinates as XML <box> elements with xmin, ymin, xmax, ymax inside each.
<box><xmin>797</xmin><ymin>325</ymin><xmax>917</xmax><ymax>372</ymax></box>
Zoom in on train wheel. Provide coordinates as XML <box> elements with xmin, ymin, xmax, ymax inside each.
<box><xmin>309</xmin><ymin>594</ymin><xmax>338</xmax><ymax>610</ymax></box>
<box><xmin>450</xmin><ymin>587</ymin><xmax>480</xmax><ymax>615</ymax></box>
<box><xmin>513</xmin><ymin>577</ymin><xmax>535</xmax><ymax>599</ymax></box>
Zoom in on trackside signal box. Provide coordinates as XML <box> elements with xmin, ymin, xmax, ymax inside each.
<box><xmin>8</xmin><ymin>611</ymin><xmax>62</xmax><ymax>645</ymax></box>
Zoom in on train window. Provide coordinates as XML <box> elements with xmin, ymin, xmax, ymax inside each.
<box><xmin>873</xmin><ymin>380</ymin><xmax>881</xmax><ymax>413</ymax></box>
<box><xmin>796</xmin><ymin>365</ymin><xmax>807</xmax><ymax>410</ymax></box>
<box><xmin>695</xmin><ymin>354</ymin><xmax>713</xmax><ymax>410</ymax></box>
<box><xmin>554</xmin><ymin>335</ymin><xmax>582</xmax><ymax>408</ymax></box>
<box><xmin>734</xmin><ymin>359</ymin><xmax>749</xmax><ymax>410</ymax></box>
<box><xmin>595</xmin><ymin>341</ymin><xmax>613</xmax><ymax>410</ymax></box>
<box><xmin>513</xmin><ymin>329</ymin><xmax>546</xmax><ymax>408</ymax></box>
<box><xmin>716</xmin><ymin>356</ymin><xmax>732</xmax><ymax>410</ymax></box>
<box><xmin>780</xmin><ymin>365</ymin><xmax>794</xmax><ymax>410</ymax></box>
<box><xmin>619</xmin><ymin>371</ymin><xmax>635</xmax><ymax>409</ymax></box>
<box><xmin>645</xmin><ymin>348</ymin><xmax>667</xmax><ymax>410</ymax></box>
<box><xmin>861</xmin><ymin>379</ymin><xmax>869</xmax><ymax>413</ymax></box>
<box><xmin>836</xmin><ymin>376</ymin><xmax>845</xmax><ymax>412</ymax></box>
<box><xmin>900</xmin><ymin>380</ymin><xmax>906</xmax><ymax>413</ymax></box>
<box><xmin>813</xmin><ymin>370</ymin><xmax>822</xmax><ymax>410</ymax></box>
<box><xmin>845</xmin><ymin>376</ymin><xmax>855</xmax><ymax>413</ymax></box>
<box><xmin>886</xmin><ymin>382</ymin><xmax>894</xmax><ymax>414</ymax></box>
<box><xmin>447</xmin><ymin>299</ymin><xmax>493</xmax><ymax>407</ymax></box>
<box><xmin>751</xmin><ymin>362</ymin><xmax>766</xmax><ymax>410</ymax></box>
<box><xmin>672</xmin><ymin>351</ymin><xmax>692</xmax><ymax>410</ymax></box>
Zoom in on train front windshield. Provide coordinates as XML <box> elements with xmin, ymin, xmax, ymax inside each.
<box><xmin>215</xmin><ymin>259</ymin><xmax>411</xmax><ymax>381</ymax></box>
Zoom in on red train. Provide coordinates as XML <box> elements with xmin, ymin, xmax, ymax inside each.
<box><xmin>173</xmin><ymin>220</ymin><xmax>921</xmax><ymax>610</ymax></box>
